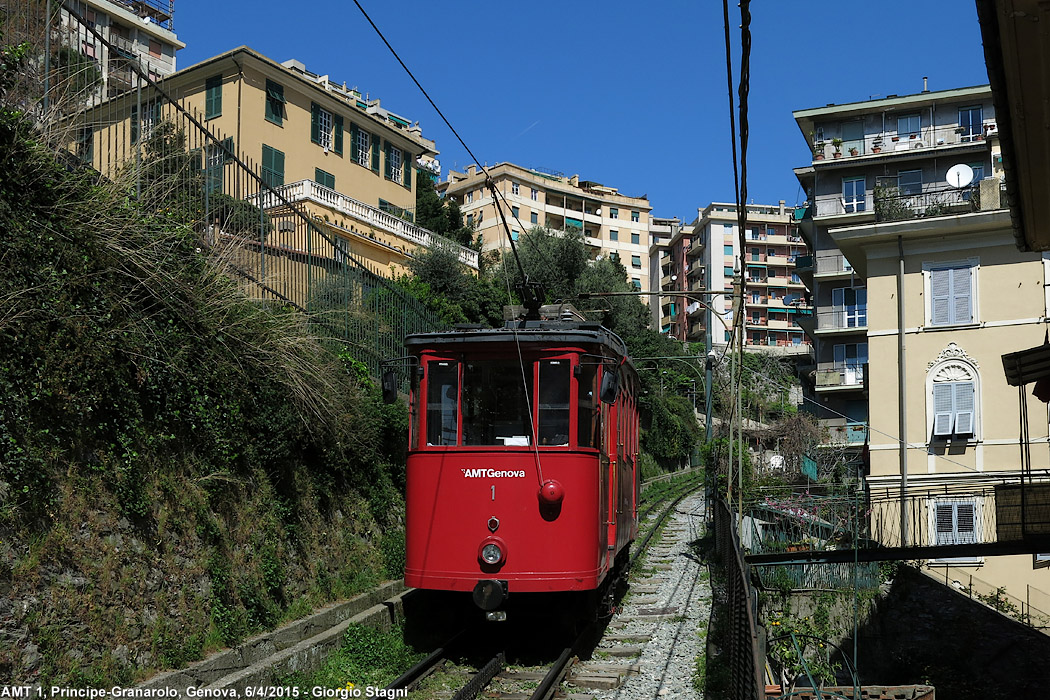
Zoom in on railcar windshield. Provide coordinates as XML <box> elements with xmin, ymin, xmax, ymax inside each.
<box><xmin>538</xmin><ymin>360</ymin><xmax>571</xmax><ymax>445</ymax></box>
<box><xmin>463</xmin><ymin>360</ymin><xmax>534</xmax><ymax>445</ymax></box>
<box><xmin>426</xmin><ymin>361</ymin><xmax>458</xmax><ymax>446</ymax></box>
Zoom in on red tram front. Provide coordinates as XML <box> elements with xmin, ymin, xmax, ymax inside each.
<box><xmin>399</xmin><ymin>319</ymin><xmax>639</xmax><ymax>615</ymax></box>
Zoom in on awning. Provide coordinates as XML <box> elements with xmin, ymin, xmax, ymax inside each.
<box><xmin>1002</xmin><ymin>341</ymin><xmax>1050</xmax><ymax>386</ymax></box>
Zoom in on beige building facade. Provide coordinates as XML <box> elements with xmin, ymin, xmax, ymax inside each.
<box><xmin>79</xmin><ymin>46</ymin><xmax>477</xmax><ymax>280</ymax></box>
<box><xmin>442</xmin><ymin>163</ymin><xmax>651</xmax><ymax>292</ymax></box>
<box><xmin>796</xmin><ymin>85</ymin><xmax>1050</xmax><ymax>611</ymax></box>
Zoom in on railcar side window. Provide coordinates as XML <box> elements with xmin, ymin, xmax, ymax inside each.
<box><xmin>538</xmin><ymin>360</ymin><xmax>571</xmax><ymax>446</ymax></box>
<box><xmin>577</xmin><ymin>362</ymin><xmax>598</xmax><ymax>448</ymax></box>
<box><xmin>463</xmin><ymin>360</ymin><xmax>533</xmax><ymax>445</ymax></box>
<box><xmin>426</xmin><ymin>362</ymin><xmax>459</xmax><ymax>445</ymax></box>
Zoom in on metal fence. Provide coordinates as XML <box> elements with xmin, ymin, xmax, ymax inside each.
<box><xmin>2</xmin><ymin>0</ymin><xmax>444</xmax><ymax>376</ymax></box>
<box><xmin>713</xmin><ymin>499</ymin><xmax>764</xmax><ymax>700</ymax></box>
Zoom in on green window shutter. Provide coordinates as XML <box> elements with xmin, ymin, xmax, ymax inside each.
<box><xmin>371</xmin><ymin>133</ymin><xmax>380</xmax><ymax>172</ymax></box>
<box><xmin>333</xmin><ymin>114</ymin><xmax>344</xmax><ymax>155</ymax></box>
<box><xmin>314</xmin><ymin>168</ymin><xmax>334</xmax><ymax>189</ymax></box>
<box><xmin>403</xmin><ymin>151</ymin><xmax>411</xmax><ymax>189</ymax></box>
<box><xmin>220</xmin><ymin>136</ymin><xmax>234</xmax><ymax>163</ymax></box>
<box><xmin>350</xmin><ymin>122</ymin><xmax>359</xmax><ymax>160</ymax></box>
<box><xmin>261</xmin><ymin>144</ymin><xmax>285</xmax><ymax>188</ymax></box>
<box><xmin>310</xmin><ymin>102</ymin><xmax>320</xmax><ymax>144</ymax></box>
<box><xmin>384</xmin><ymin>141</ymin><xmax>392</xmax><ymax>179</ymax></box>
<box><xmin>205</xmin><ymin>75</ymin><xmax>222</xmax><ymax>118</ymax></box>
<box><xmin>265</xmin><ymin>80</ymin><xmax>284</xmax><ymax>124</ymax></box>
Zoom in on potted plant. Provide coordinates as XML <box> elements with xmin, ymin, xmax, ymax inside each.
<box><xmin>848</xmin><ymin>146</ymin><xmax>859</xmax><ymax>156</ymax></box>
<box><xmin>871</xmin><ymin>139</ymin><xmax>883</xmax><ymax>154</ymax></box>
<box><xmin>813</xmin><ymin>142</ymin><xmax>825</xmax><ymax>160</ymax></box>
<box><xmin>831</xmin><ymin>138</ymin><xmax>843</xmax><ymax>158</ymax></box>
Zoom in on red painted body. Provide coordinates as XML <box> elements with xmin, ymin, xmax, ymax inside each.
<box><xmin>401</xmin><ymin>325</ymin><xmax>639</xmax><ymax>603</ymax></box>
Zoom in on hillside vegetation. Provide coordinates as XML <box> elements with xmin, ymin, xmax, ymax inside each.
<box><xmin>0</xmin><ymin>62</ymin><xmax>406</xmax><ymax>684</ymax></box>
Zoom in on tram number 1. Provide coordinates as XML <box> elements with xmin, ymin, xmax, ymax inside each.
<box><xmin>491</xmin><ymin>484</ymin><xmax>495</xmax><ymax>501</ymax></box>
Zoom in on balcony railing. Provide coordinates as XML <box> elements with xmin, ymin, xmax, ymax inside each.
<box><xmin>874</xmin><ymin>181</ymin><xmax>976</xmax><ymax>223</ymax></box>
<box><xmin>745</xmin><ymin>476</ymin><xmax>1050</xmax><ymax>567</ymax></box>
<box><xmin>815</xmin><ymin>363</ymin><xmax>866</xmax><ymax>388</ymax></box>
<box><xmin>806</xmin><ymin>308</ymin><xmax>867</xmax><ymax>331</ymax></box>
<box><xmin>249</xmin><ymin>180</ymin><xmax>479</xmax><ymax>269</ymax></box>
<box><xmin>812</xmin><ymin>121</ymin><xmax>997</xmax><ymax>162</ymax></box>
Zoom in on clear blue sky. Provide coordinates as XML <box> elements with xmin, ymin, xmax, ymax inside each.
<box><xmin>176</xmin><ymin>1</ymin><xmax>990</xmax><ymax>224</ymax></box>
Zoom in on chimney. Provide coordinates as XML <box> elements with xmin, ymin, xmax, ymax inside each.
<box><xmin>923</xmin><ymin>76</ymin><xmax>929</xmax><ymax>93</ymax></box>
<box><xmin>779</xmin><ymin>200</ymin><xmax>785</xmax><ymax>215</ymax></box>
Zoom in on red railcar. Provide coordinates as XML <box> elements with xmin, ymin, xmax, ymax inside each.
<box><xmin>398</xmin><ymin>317</ymin><xmax>639</xmax><ymax>617</ymax></box>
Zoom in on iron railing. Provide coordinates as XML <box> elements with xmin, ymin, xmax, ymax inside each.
<box><xmin>4</xmin><ymin>2</ymin><xmax>447</xmax><ymax>378</ymax></box>
<box><xmin>712</xmin><ymin>500</ymin><xmax>764</xmax><ymax>700</ymax></box>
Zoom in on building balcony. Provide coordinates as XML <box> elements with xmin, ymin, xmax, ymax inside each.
<box><xmin>811</xmin><ymin>121</ymin><xmax>996</xmax><ymax>163</ymax></box>
<box><xmin>815</xmin><ymin>363</ymin><xmax>866</xmax><ymax>392</ymax></box>
<box><xmin>249</xmin><ymin>179</ymin><xmax>479</xmax><ymax>269</ymax></box>
<box><xmin>825</xmin><ymin>419</ymin><xmax>869</xmax><ymax>444</ymax></box>
<box><xmin>805</xmin><ymin>308</ymin><xmax>867</xmax><ymax>334</ymax></box>
<box><xmin>874</xmin><ymin>179</ymin><xmax>1006</xmax><ymax>223</ymax></box>
<box><xmin>811</xmin><ymin>253</ymin><xmax>855</xmax><ymax>277</ymax></box>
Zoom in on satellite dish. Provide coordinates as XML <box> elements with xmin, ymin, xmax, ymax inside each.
<box><xmin>946</xmin><ymin>163</ymin><xmax>975</xmax><ymax>188</ymax></box>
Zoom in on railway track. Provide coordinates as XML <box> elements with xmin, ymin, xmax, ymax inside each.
<box><xmin>383</xmin><ymin>473</ymin><xmax>705</xmax><ymax>700</ymax></box>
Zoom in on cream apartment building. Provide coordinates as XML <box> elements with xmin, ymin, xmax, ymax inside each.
<box><xmin>795</xmin><ymin>84</ymin><xmax>1050</xmax><ymax>608</ymax></box>
<box><xmin>77</xmin><ymin>46</ymin><xmax>477</xmax><ymax>283</ymax></box>
<box><xmin>442</xmin><ymin>163</ymin><xmax>652</xmax><ymax>292</ymax></box>
<box><xmin>685</xmin><ymin>202</ymin><xmax>811</xmax><ymax>352</ymax></box>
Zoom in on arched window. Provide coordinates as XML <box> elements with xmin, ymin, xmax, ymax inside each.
<box><xmin>926</xmin><ymin>345</ymin><xmax>980</xmax><ymax>441</ymax></box>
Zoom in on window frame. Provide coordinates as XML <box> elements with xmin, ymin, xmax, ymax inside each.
<box><xmin>897</xmin><ymin>113</ymin><xmax>920</xmax><ymax>137</ymax></box>
<box><xmin>926</xmin><ymin>355</ymin><xmax>980</xmax><ymax>444</ymax></box>
<box><xmin>959</xmin><ymin>105</ymin><xmax>984</xmax><ymax>142</ymax></box>
<box><xmin>842</xmin><ymin>176</ymin><xmax>866</xmax><ymax>213</ymax></box>
<box><xmin>264</xmin><ymin>80</ymin><xmax>285</xmax><ymax>126</ymax></box>
<box><xmin>205</xmin><ymin>74</ymin><xmax>222</xmax><ymax>119</ymax></box>
<box><xmin>261</xmin><ymin>144</ymin><xmax>285</xmax><ymax>188</ymax></box>
<box><xmin>929</xmin><ymin>497</ymin><xmax>982</xmax><ymax>564</ymax></box>
<box><xmin>631</xmin><ymin>210</ymin><xmax>640</xmax><ymax>222</ymax></box>
<box><xmin>898</xmin><ymin>169</ymin><xmax>923</xmax><ymax>196</ymax></box>
<box><xmin>511</xmin><ymin>181</ymin><xmax>519</xmax><ymax>196</ymax></box>
<box><xmin>923</xmin><ymin>259</ymin><xmax>978</xmax><ymax>327</ymax></box>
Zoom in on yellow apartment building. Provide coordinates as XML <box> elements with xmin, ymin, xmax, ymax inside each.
<box><xmin>796</xmin><ymin>85</ymin><xmax>1050</xmax><ymax>613</ymax></box>
<box><xmin>77</xmin><ymin>46</ymin><xmax>477</xmax><ymax>287</ymax></box>
<box><xmin>441</xmin><ymin>163</ymin><xmax>651</xmax><ymax>293</ymax></box>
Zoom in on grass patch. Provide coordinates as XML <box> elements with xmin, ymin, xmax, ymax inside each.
<box><xmin>279</xmin><ymin>623</ymin><xmax>424</xmax><ymax>691</ymax></box>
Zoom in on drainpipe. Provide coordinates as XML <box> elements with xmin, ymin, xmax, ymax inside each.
<box><xmin>898</xmin><ymin>235</ymin><xmax>909</xmax><ymax>546</ymax></box>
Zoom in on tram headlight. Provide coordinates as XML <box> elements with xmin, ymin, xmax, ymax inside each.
<box><xmin>478</xmin><ymin>537</ymin><xmax>506</xmax><ymax>566</ymax></box>
<box><xmin>481</xmin><ymin>543</ymin><xmax>502</xmax><ymax>564</ymax></box>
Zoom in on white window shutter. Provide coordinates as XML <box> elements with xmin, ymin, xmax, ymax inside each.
<box><xmin>930</xmin><ymin>268</ymin><xmax>951</xmax><ymax>325</ymax></box>
<box><xmin>952</xmin><ymin>266</ymin><xmax>973</xmax><ymax>324</ymax></box>
<box><xmin>935</xmin><ymin>504</ymin><xmax>955</xmax><ymax>544</ymax></box>
<box><xmin>956</xmin><ymin>502</ymin><xmax>977</xmax><ymax>543</ymax></box>
<box><xmin>954</xmin><ymin>381</ymin><xmax>975</xmax><ymax>436</ymax></box>
<box><xmin>933</xmin><ymin>383</ymin><xmax>954</xmax><ymax>436</ymax></box>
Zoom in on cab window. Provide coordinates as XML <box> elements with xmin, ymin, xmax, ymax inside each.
<box><xmin>426</xmin><ymin>361</ymin><xmax>458</xmax><ymax>445</ymax></box>
<box><xmin>462</xmin><ymin>360</ymin><xmax>534</xmax><ymax>445</ymax></box>
<box><xmin>538</xmin><ymin>360</ymin><xmax>571</xmax><ymax>446</ymax></box>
